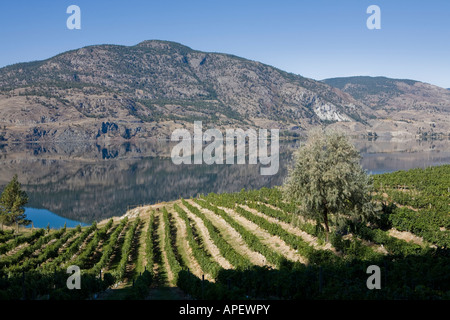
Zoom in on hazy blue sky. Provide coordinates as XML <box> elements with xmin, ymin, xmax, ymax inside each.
<box><xmin>1</xmin><ymin>0</ymin><xmax>449</xmax><ymax>87</ymax></box>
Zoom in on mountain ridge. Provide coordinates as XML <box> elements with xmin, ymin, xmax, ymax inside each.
<box><xmin>0</xmin><ymin>40</ymin><xmax>449</xmax><ymax>142</ymax></box>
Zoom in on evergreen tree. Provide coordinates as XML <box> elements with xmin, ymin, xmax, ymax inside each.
<box><xmin>282</xmin><ymin>128</ymin><xmax>379</xmax><ymax>241</ymax></box>
<box><xmin>0</xmin><ymin>174</ymin><xmax>30</xmax><ymax>231</ymax></box>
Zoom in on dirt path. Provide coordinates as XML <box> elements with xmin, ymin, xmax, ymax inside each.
<box><xmin>376</xmin><ymin>192</ymin><xmax>420</xmax><ymax>212</ymax></box>
<box><xmin>58</xmin><ymin>231</ymin><xmax>81</xmax><ymax>254</ymax></box>
<box><xmin>188</xmin><ymin>200</ymin><xmax>267</xmax><ymax>267</ymax></box>
<box><xmin>247</xmin><ymin>204</ymin><xmax>391</xmax><ymax>256</ymax></box>
<box><xmin>68</xmin><ymin>229</ymin><xmax>97</xmax><ymax>263</ymax></box>
<box><xmin>256</xmin><ymin>201</ymin><xmax>317</xmax><ymax>226</ymax></box>
<box><xmin>2</xmin><ymin>241</ymin><xmax>30</xmax><ymax>258</ymax></box>
<box><xmin>218</xmin><ymin>206</ymin><xmax>307</xmax><ymax>264</ymax></box>
<box><xmin>388</xmin><ymin>228</ymin><xmax>425</xmax><ymax>246</ymax></box>
<box><xmin>32</xmin><ymin>237</ymin><xmax>58</xmax><ymax>257</ymax></box>
<box><xmin>240</xmin><ymin>204</ymin><xmax>335</xmax><ymax>253</ymax></box>
<box><xmin>169</xmin><ymin>206</ymin><xmax>213</xmax><ymax>281</ymax></box>
<box><xmin>179</xmin><ymin>202</ymin><xmax>233</xmax><ymax>270</ymax></box>
<box><xmin>40</xmin><ymin>231</ymin><xmax>82</xmax><ymax>267</ymax></box>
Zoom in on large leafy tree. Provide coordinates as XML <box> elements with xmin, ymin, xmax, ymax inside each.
<box><xmin>0</xmin><ymin>174</ymin><xmax>30</xmax><ymax>231</ymax></box>
<box><xmin>282</xmin><ymin>128</ymin><xmax>379</xmax><ymax>241</ymax></box>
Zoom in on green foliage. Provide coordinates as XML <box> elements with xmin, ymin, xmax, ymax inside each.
<box><xmin>162</xmin><ymin>207</ymin><xmax>182</xmax><ymax>284</ymax></box>
<box><xmin>90</xmin><ymin>218</ymin><xmax>127</xmax><ymax>276</ymax></box>
<box><xmin>114</xmin><ymin>217</ymin><xmax>140</xmax><ymax>281</ymax></box>
<box><xmin>0</xmin><ymin>269</ymin><xmax>112</xmax><ymax>300</ymax></box>
<box><xmin>71</xmin><ymin>219</ymin><xmax>114</xmax><ymax>270</ymax></box>
<box><xmin>174</xmin><ymin>203</ymin><xmax>222</xmax><ymax>278</ymax></box>
<box><xmin>181</xmin><ymin>199</ymin><xmax>252</xmax><ymax>269</ymax></box>
<box><xmin>123</xmin><ymin>269</ymin><xmax>153</xmax><ymax>300</ymax></box>
<box><xmin>3</xmin><ymin>228</ymin><xmax>77</xmax><ymax>273</ymax></box>
<box><xmin>0</xmin><ymin>229</ymin><xmax>15</xmax><ymax>244</ymax></box>
<box><xmin>0</xmin><ymin>174</ymin><xmax>30</xmax><ymax>228</ymax></box>
<box><xmin>282</xmin><ymin>128</ymin><xmax>380</xmax><ymax>240</ymax></box>
<box><xmin>374</xmin><ymin>165</ymin><xmax>450</xmax><ymax>248</ymax></box>
<box><xmin>0</xmin><ymin>229</ymin><xmax>45</xmax><ymax>255</ymax></box>
<box><xmin>45</xmin><ymin>222</ymin><xmax>97</xmax><ymax>271</ymax></box>
<box><xmin>0</xmin><ymin>229</ymin><xmax>64</xmax><ymax>270</ymax></box>
<box><xmin>1</xmin><ymin>164</ymin><xmax>449</xmax><ymax>300</ymax></box>
<box><xmin>194</xmin><ymin>197</ymin><xmax>284</xmax><ymax>268</ymax></box>
<box><xmin>144</xmin><ymin>212</ymin><xmax>155</xmax><ymax>273</ymax></box>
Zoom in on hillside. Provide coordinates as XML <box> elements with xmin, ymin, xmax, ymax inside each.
<box><xmin>0</xmin><ymin>40</ymin><xmax>372</xmax><ymax>143</ymax></box>
<box><xmin>322</xmin><ymin>76</ymin><xmax>450</xmax><ymax>111</ymax></box>
<box><xmin>323</xmin><ymin>76</ymin><xmax>450</xmax><ymax>139</ymax></box>
<box><xmin>1</xmin><ymin>42</ymin><xmax>449</xmax><ymax>142</ymax></box>
<box><xmin>0</xmin><ymin>165</ymin><xmax>448</xmax><ymax>300</ymax></box>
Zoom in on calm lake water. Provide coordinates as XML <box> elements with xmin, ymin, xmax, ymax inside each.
<box><xmin>24</xmin><ymin>208</ymin><xmax>90</xmax><ymax>229</ymax></box>
<box><xmin>0</xmin><ymin>138</ymin><xmax>449</xmax><ymax>227</ymax></box>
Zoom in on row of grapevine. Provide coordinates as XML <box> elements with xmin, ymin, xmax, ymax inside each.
<box><xmin>89</xmin><ymin>217</ymin><xmax>128</xmax><ymax>276</ymax></box>
<box><xmin>173</xmin><ymin>203</ymin><xmax>222</xmax><ymax>278</ymax></box>
<box><xmin>4</xmin><ymin>228</ymin><xmax>79</xmax><ymax>273</ymax></box>
<box><xmin>200</xmin><ymin>193</ymin><xmax>337</xmax><ymax>264</ymax></box>
<box><xmin>0</xmin><ymin>228</ymin><xmax>65</xmax><ymax>269</ymax></box>
<box><xmin>161</xmin><ymin>207</ymin><xmax>182</xmax><ymax>284</ymax></box>
<box><xmin>193</xmin><ymin>198</ymin><xmax>284</xmax><ymax>267</ymax></box>
<box><xmin>181</xmin><ymin>199</ymin><xmax>252</xmax><ymax>269</ymax></box>
<box><xmin>114</xmin><ymin>217</ymin><xmax>141</xmax><ymax>281</ymax></box>
<box><xmin>388</xmin><ymin>207</ymin><xmax>449</xmax><ymax>248</ymax></box>
<box><xmin>233</xmin><ymin>205</ymin><xmax>339</xmax><ymax>265</ymax></box>
<box><xmin>237</xmin><ymin>187</ymin><xmax>298</xmax><ymax>214</ymax></box>
<box><xmin>208</xmin><ymin>190</ymin><xmax>329</xmax><ymax>243</ymax></box>
<box><xmin>43</xmin><ymin>223</ymin><xmax>97</xmax><ymax>271</ymax></box>
<box><xmin>144</xmin><ymin>211</ymin><xmax>155</xmax><ymax>272</ymax></box>
<box><xmin>242</xmin><ymin>200</ymin><xmax>323</xmax><ymax>240</ymax></box>
<box><xmin>71</xmin><ymin>219</ymin><xmax>114</xmax><ymax>270</ymax></box>
<box><xmin>0</xmin><ymin>228</ymin><xmax>45</xmax><ymax>255</ymax></box>
<box><xmin>0</xmin><ymin>230</ymin><xmax>16</xmax><ymax>244</ymax></box>
<box><xmin>373</xmin><ymin>165</ymin><xmax>449</xmax><ymax>249</ymax></box>
<box><xmin>353</xmin><ymin>223</ymin><xmax>427</xmax><ymax>256</ymax></box>
<box><xmin>220</xmin><ymin>188</ymin><xmax>431</xmax><ymax>260</ymax></box>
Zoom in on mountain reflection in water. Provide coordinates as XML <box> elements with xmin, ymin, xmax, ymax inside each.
<box><xmin>0</xmin><ymin>138</ymin><xmax>449</xmax><ymax>224</ymax></box>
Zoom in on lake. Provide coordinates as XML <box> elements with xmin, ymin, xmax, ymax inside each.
<box><xmin>0</xmin><ymin>138</ymin><xmax>449</xmax><ymax>227</ymax></box>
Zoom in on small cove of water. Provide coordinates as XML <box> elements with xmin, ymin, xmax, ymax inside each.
<box><xmin>24</xmin><ymin>207</ymin><xmax>90</xmax><ymax>229</ymax></box>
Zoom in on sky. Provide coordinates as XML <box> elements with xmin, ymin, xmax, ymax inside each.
<box><xmin>0</xmin><ymin>0</ymin><xmax>449</xmax><ymax>88</ymax></box>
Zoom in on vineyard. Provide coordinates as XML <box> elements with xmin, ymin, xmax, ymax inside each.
<box><xmin>0</xmin><ymin>165</ymin><xmax>449</xmax><ymax>300</ymax></box>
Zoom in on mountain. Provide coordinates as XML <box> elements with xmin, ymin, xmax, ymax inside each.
<box><xmin>322</xmin><ymin>76</ymin><xmax>450</xmax><ymax>138</ymax></box>
<box><xmin>322</xmin><ymin>76</ymin><xmax>450</xmax><ymax>111</ymax></box>
<box><xmin>0</xmin><ymin>41</ymin><xmax>449</xmax><ymax>142</ymax></box>
<box><xmin>0</xmin><ymin>40</ymin><xmax>371</xmax><ymax>142</ymax></box>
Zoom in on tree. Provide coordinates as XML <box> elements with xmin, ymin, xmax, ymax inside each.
<box><xmin>282</xmin><ymin>128</ymin><xmax>379</xmax><ymax>242</ymax></box>
<box><xmin>0</xmin><ymin>174</ymin><xmax>30</xmax><ymax>232</ymax></box>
